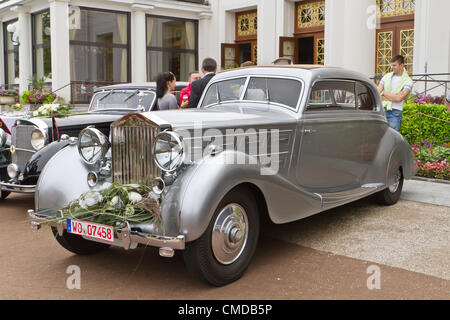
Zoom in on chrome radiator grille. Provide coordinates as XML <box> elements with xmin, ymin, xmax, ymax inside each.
<box><xmin>12</xmin><ymin>125</ymin><xmax>37</xmax><ymax>172</ymax></box>
<box><xmin>112</xmin><ymin>124</ymin><xmax>160</xmax><ymax>184</ymax></box>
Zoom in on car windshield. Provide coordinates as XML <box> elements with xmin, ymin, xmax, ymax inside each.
<box><xmin>89</xmin><ymin>90</ymin><xmax>156</xmax><ymax>112</ymax></box>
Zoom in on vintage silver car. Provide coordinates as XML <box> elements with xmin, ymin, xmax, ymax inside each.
<box><xmin>29</xmin><ymin>66</ymin><xmax>417</xmax><ymax>286</ymax></box>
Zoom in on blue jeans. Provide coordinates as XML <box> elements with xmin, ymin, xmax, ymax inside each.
<box><xmin>386</xmin><ymin>109</ymin><xmax>403</xmax><ymax>132</ymax></box>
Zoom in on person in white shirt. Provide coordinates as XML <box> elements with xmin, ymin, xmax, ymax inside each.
<box><xmin>378</xmin><ymin>55</ymin><xmax>413</xmax><ymax>132</ymax></box>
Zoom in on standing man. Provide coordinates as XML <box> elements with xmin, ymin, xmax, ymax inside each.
<box><xmin>378</xmin><ymin>55</ymin><xmax>413</xmax><ymax>132</ymax></box>
<box><xmin>445</xmin><ymin>92</ymin><xmax>450</xmax><ymax>113</ymax></box>
<box><xmin>189</xmin><ymin>58</ymin><xmax>217</xmax><ymax>108</ymax></box>
<box><xmin>180</xmin><ymin>71</ymin><xmax>201</xmax><ymax>108</ymax></box>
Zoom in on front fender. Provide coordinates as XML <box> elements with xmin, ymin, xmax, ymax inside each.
<box><xmin>36</xmin><ymin>144</ymin><xmax>108</xmax><ymax>211</ymax></box>
<box><xmin>22</xmin><ymin>140</ymin><xmax>70</xmax><ymax>185</ymax></box>
<box><xmin>175</xmin><ymin>151</ymin><xmax>322</xmax><ymax>242</ymax></box>
<box><xmin>0</xmin><ymin>147</ymin><xmax>11</xmax><ymax>181</ymax></box>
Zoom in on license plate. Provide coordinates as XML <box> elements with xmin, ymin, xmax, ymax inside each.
<box><xmin>67</xmin><ymin>219</ymin><xmax>114</xmax><ymax>243</ymax></box>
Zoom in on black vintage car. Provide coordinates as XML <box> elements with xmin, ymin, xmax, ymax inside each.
<box><xmin>0</xmin><ymin>82</ymin><xmax>187</xmax><ymax>200</ymax></box>
<box><xmin>0</xmin><ymin>125</ymin><xmax>11</xmax><ymax>196</ymax></box>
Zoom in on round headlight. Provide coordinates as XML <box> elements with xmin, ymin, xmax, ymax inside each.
<box><xmin>0</xmin><ymin>128</ymin><xmax>7</xmax><ymax>148</ymax></box>
<box><xmin>78</xmin><ymin>127</ymin><xmax>110</xmax><ymax>165</ymax></box>
<box><xmin>7</xmin><ymin>163</ymin><xmax>19</xmax><ymax>179</ymax></box>
<box><xmin>153</xmin><ymin>131</ymin><xmax>184</xmax><ymax>172</ymax></box>
<box><xmin>31</xmin><ymin>128</ymin><xmax>46</xmax><ymax>151</ymax></box>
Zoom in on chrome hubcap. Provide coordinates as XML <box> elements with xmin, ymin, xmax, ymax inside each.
<box><xmin>389</xmin><ymin>171</ymin><xmax>401</xmax><ymax>193</ymax></box>
<box><xmin>211</xmin><ymin>203</ymin><xmax>249</xmax><ymax>265</ymax></box>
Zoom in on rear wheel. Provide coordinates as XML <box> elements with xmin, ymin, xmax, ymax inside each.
<box><xmin>183</xmin><ymin>187</ymin><xmax>260</xmax><ymax>286</ymax></box>
<box><xmin>375</xmin><ymin>168</ymin><xmax>403</xmax><ymax>205</ymax></box>
<box><xmin>51</xmin><ymin>227</ymin><xmax>110</xmax><ymax>255</ymax></box>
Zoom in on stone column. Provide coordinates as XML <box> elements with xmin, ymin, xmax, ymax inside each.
<box><xmin>257</xmin><ymin>0</ymin><xmax>278</xmax><ymax>65</ymax></box>
<box><xmin>198</xmin><ymin>11</ymin><xmax>212</xmax><ymax>67</ymax></box>
<box><xmin>413</xmin><ymin>0</ymin><xmax>450</xmax><ymax>96</ymax></box>
<box><xmin>0</xmin><ymin>22</ymin><xmax>4</xmax><ymax>85</ymax></box>
<box><xmin>325</xmin><ymin>0</ymin><xmax>376</xmax><ymax>77</ymax></box>
<box><xmin>131</xmin><ymin>4</ymin><xmax>151</xmax><ymax>83</ymax></box>
<box><xmin>49</xmin><ymin>0</ymin><xmax>71</xmax><ymax>102</ymax></box>
<box><xmin>11</xmin><ymin>5</ymin><xmax>32</xmax><ymax>94</ymax></box>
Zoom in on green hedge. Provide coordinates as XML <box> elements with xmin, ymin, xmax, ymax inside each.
<box><xmin>400</xmin><ymin>102</ymin><xmax>450</xmax><ymax>143</ymax></box>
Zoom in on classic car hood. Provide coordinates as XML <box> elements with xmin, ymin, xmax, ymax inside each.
<box><xmin>18</xmin><ymin>113</ymin><xmax>124</xmax><ymax>128</ymax></box>
<box><xmin>140</xmin><ymin>105</ymin><xmax>297</xmax><ymax>130</ymax></box>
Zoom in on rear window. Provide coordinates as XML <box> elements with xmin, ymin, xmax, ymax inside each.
<box><xmin>243</xmin><ymin>77</ymin><xmax>302</xmax><ymax>109</ymax></box>
<box><xmin>356</xmin><ymin>82</ymin><xmax>377</xmax><ymax>111</ymax></box>
<box><xmin>307</xmin><ymin>80</ymin><xmax>356</xmax><ymax>111</ymax></box>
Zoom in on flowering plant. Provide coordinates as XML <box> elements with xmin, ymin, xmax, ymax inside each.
<box><xmin>35</xmin><ymin>183</ymin><xmax>163</xmax><ymax>232</ymax></box>
<box><xmin>416</xmin><ymin>160</ymin><xmax>450</xmax><ymax>180</ymax></box>
<box><xmin>21</xmin><ymin>90</ymin><xmax>57</xmax><ymax>105</ymax></box>
<box><xmin>31</xmin><ymin>104</ymin><xmax>71</xmax><ymax>118</ymax></box>
<box><xmin>410</xmin><ymin>92</ymin><xmax>444</xmax><ymax>105</ymax></box>
<box><xmin>411</xmin><ymin>134</ymin><xmax>450</xmax><ymax>180</ymax></box>
<box><xmin>0</xmin><ymin>89</ymin><xmax>18</xmax><ymax>97</ymax></box>
<box><xmin>11</xmin><ymin>103</ymin><xmax>23</xmax><ymax>111</ymax></box>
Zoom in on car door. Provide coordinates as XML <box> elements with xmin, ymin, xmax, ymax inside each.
<box><xmin>296</xmin><ymin>80</ymin><xmax>366</xmax><ymax>193</ymax></box>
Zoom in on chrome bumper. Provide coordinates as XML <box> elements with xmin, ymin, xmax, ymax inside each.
<box><xmin>28</xmin><ymin>210</ymin><xmax>185</xmax><ymax>251</ymax></box>
<box><xmin>1</xmin><ymin>182</ymin><xmax>36</xmax><ymax>194</ymax></box>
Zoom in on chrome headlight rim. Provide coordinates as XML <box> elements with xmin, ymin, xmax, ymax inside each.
<box><xmin>78</xmin><ymin>127</ymin><xmax>110</xmax><ymax>165</ymax></box>
<box><xmin>0</xmin><ymin>128</ymin><xmax>7</xmax><ymax>148</ymax></box>
<box><xmin>153</xmin><ymin>131</ymin><xmax>184</xmax><ymax>172</ymax></box>
<box><xmin>30</xmin><ymin>128</ymin><xmax>47</xmax><ymax>151</ymax></box>
<box><xmin>7</xmin><ymin>163</ymin><xmax>19</xmax><ymax>179</ymax></box>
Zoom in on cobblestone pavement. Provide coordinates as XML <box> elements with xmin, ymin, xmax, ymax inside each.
<box><xmin>0</xmin><ymin>192</ymin><xmax>448</xmax><ymax>300</ymax></box>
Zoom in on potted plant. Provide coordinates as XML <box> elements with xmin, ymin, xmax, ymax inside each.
<box><xmin>0</xmin><ymin>89</ymin><xmax>18</xmax><ymax>105</ymax></box>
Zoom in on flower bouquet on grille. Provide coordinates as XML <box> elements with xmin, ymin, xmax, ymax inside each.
<box><xmin>35</xmin><ymin>183</ymin><xmax>163</xmax><ymax>233</ymax></box>
<box><xmin>31</xmin><ymin>103</ymin><xmax>71</xmax><ymax>118</ymax></box>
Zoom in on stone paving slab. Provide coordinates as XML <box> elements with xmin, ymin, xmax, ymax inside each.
<box><xmin>270</xmin><ymin>198</ymin><xmax>450</xmax><ymax>281</ymax></box>
<box><xmin>402</xmin><ymin>179</ymin><xmax>450</xmax><ymax>207</ymax></box>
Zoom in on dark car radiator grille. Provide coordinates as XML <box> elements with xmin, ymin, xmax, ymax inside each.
<box><xmin>12</xmin><ymin>125</ymin><xmax>37</xmax><ymax>172</ymax></box>
<box><xmin>112</xmin><ymin>124</ymin><xmax>160</xmax><ymax>185</ymax></box>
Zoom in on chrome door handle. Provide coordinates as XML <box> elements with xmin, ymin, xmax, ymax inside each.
<box><xmin>304</xmin><ymin>129</ymin><xmax>317</xmax><ymax>133</ymax></box>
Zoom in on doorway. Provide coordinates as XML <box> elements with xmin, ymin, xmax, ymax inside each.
<box><xmin>298</xmin><ymin>37</ymin><xmax>314</xmax><ymax>64</ymax></box>
<box><xmin>239</xmin><ymin>43</ymin><xmax>252</xmax><ymax>64</ymax></box>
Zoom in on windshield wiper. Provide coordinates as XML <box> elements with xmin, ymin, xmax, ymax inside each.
<box><xmin>99</xmin><ymin>91</ymin><xmax>114</xmax><ymax>101</ymax></box>
<box><xmin>124</xmin><ymin>90</ymin><xmax>139</xmax><ymax>102</ymax></box>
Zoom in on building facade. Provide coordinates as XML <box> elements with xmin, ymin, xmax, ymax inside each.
<box><xmin>0</xmin><ymin>0</ymin><xmax>448</xmax><ymax>103</ymax></box>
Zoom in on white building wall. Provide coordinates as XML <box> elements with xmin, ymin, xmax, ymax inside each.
<box><xmin>50</xmin><ymin>0</ymin><xmax>71</xmax><ymax>101</ymax></box>
<box><xmin>0</xmin><ymin>0</ymin><xmax>448</xmax><ymax>98</ymax></box>
<box><xmin>413</xmin><ymin>0</ymin><xmax>450</xmax><ymax>96</ymax></box>
<box><xmin>325</xmin><ymin>0</ymin><xmax>376</xmax><ymax>77</ymax></box>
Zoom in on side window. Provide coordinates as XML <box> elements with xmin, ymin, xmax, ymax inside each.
<box><xmin>201</xmin><ymin>78</ymin><xmax>247</xmax><ymax>107</ymax></box>
<box><xmin>243</xmin><ymin>77</ymin><xmax>302</xmax><ymax>109</ymax></box>
<box><xmin>202</xmin><ymin>83</ymin><xmax>218</xmax><ymax>107</ymax></box>
<box><xmin>307</xmin><ymin>80</ymin><xmax>356</xmax><ymax>111</ymax></box>
<box><xmin>356</xmin><ymin>82</ymin><xmax>376</xmax><ymax>111</ymax></box>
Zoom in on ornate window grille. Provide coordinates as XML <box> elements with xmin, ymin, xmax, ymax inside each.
<box><xmin>236</xmin><ymin>10</ymin><xmax>257</xmax><ymax>40</ymax></box>
<box><xmin>400</xmin><ymin>29</ymin><xmax>414</xmax><ymax>74</ymax></box>
<box><xmin>377</xmin><ymin>0</ymin><xmax>415</xmax><ymax>18</ymax></box>
<box><xmin>376</xmin><ymin>31</ymin><xmax>393</xmax><ymax>76</ymax></box>
<box><xmin>317</xmin><ymin>39</ymin><xmax>325</xmax><ymax>65</ymax></box>
<box><xmin>296</xmin><ymin>1</ymin><xmax>325</xmax><ymax>30</ymax></box>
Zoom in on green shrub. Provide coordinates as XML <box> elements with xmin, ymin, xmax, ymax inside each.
<box><xmin>400</xmin><ymin>102</ymin><xmax>450</xmax><ymax>144</ymax></box>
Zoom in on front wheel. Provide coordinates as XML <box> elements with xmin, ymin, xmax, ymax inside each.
<box><xmin>375</xmin><ymin>168</ymin><xmax>403</xmax><ymax>205</ymax></box>
<box><xmin>183</xmin><ymin>187</ymin><xmax>260</xmax><ymax>286</ymax></box>
<box><xmin>0</xmin><ymin>190</ymin><xmax>10</xmax><ymax>200</ymax></box>
<box><xmin>51</xmin><ymin>227</ymin><xmax>110</xmax><ymax>255</ymax></box>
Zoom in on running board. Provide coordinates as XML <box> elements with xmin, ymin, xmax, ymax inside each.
<box><xmin>319</xmin><ymin>183</ymin><xmax>385</xmax><ymax>207</ymax></box>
